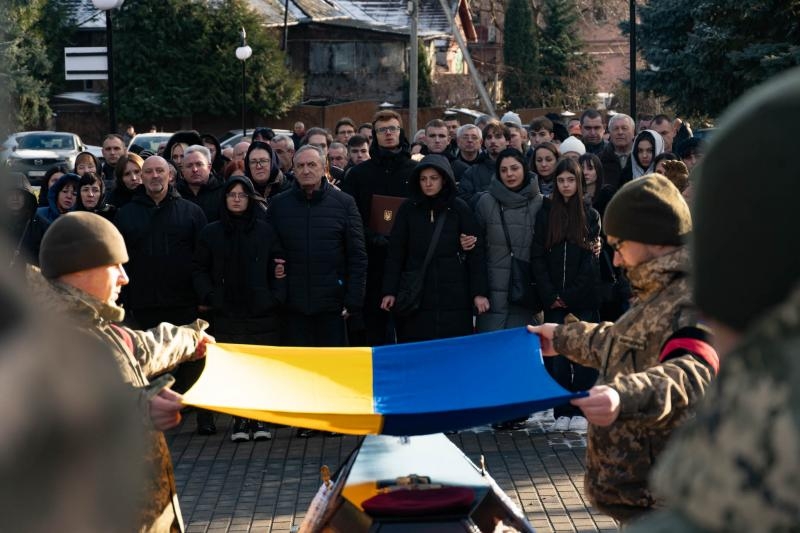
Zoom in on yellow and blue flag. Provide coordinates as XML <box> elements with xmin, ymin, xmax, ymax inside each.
<box><xmin>182</xmin><ymin>327</ymin><xmax>584</xmax><ymax>435</ymax></box>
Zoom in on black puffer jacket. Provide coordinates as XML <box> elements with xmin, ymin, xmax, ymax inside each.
<box><xmin>267</xmin><ymin>178</ymin><xmax>367</xmax><ymax>315</ymax></box>
<box><xmin>192</xmin><ymin>176</ymin><xmax>285</xmax><ymax>344</ymax></box>
<box><xmin>341</xmin><ymin>133</ymin><xmax>416</xmax><ymax>250</ymax></box>
<box><xmin>457</xmin><ymin>153</ymin><xmax>494</xmax><ymax>207</ymax></box>
<box><xmin>175</xmin><ymin>174</ymin><xmax>225</xmax><ymax>222</ymax></box>
<box><xmin>383</xmin><ymin>155</ymin><xmax>487</xmax><ymax>342</ymax></box>
<box><xmin>532</xmin><ymin>198</ymin><xmax>601</xmax><ymax>310</ymax></box>
<box><xmin>115</xmin><ymin>187</ymin><xmax>207</xmax><ymax>311</ymax></box>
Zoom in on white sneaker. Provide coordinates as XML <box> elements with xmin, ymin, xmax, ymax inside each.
<box><xmin>568</xmin><ymin>416</ymin><xmax>588</xmax><ymax>432</ymax></box>
<box><xmin>550</xmin><ymin>416</ymin><xmax>571</xmax><ymax>432</ymax></box>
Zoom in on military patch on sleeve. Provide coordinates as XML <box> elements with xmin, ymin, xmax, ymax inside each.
<box><xmin>659</xmin><ymin>326</ymin><xmax>719</xmax><ymax>374</ymax></box>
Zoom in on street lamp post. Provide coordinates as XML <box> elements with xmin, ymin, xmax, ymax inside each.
<box><xmin>236</xmin><ymin>28</ymin><xmax>253</xmax><ymax>138</ymax></box>
<box><xmin>93</xmin><ymin>0</ymin><xmax>124</xmax><ymax>134</ymax></box>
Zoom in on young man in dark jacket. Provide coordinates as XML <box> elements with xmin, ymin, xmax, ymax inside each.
<box><xmin>342</xmin><ymin>110</ymin><xmax>417</xmax><ymax>345</ymax></box>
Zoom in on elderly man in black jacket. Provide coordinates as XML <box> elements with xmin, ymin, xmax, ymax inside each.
<box><xmin>176</xmin><ymin>145</ymin><xmax>225</xmax><ymax>222</ymax></box>
<box><xmin>268</xmin><ymin>145</ymin><xmax>367</xmax><ymax>348</ymax></box>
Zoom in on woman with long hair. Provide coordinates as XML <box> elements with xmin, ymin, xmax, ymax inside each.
<box><xmin>578</xmin><ymin>153</ymin><xmax>615</xmax><ymax>217</ymax></box>
<box><xmin>106</xmin><ymin>153</ymin><xmax>143</xmax><ymax>209</ymax></box>
<box><xmin>532</xmin><ymin>157</ymin><xmax>601</xmax><ymax>432</ymax></box>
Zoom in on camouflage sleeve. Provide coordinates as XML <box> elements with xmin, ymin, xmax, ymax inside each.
<box><xmin>612</xmin><ymin>327</ymin><xmax>717</xmax><ymax>428</ymax></box>
<box><xmin>553</xmin><ymin>319</ymin><xmax>615</xmax><ymax>369</ymax></box>
<box><xmin>127</xmin><ymin>319</ymin><xmax>209</xmax><ymax>378</ymax></box>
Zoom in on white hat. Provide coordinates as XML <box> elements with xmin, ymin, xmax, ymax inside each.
<box><xmin>559</xmin><ymin>136</ymin><xmax>586</xmax><ymax>156</ymax></box>
<box><xmin>500</xmin><ymin>111</ymin><xmax>523</xmax><ymax>127</ymax></box>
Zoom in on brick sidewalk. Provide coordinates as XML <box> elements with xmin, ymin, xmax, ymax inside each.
<box><xmin>167</xmin><ymin>411</ymin><xmax>618</xmax><ymax>533</ymax></box>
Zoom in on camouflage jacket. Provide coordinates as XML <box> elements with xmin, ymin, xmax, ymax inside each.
<box><xmin>553</xmin><ymin>247</ymin><xmax>716</xmax><ymax>521</ymax></box>
<box><xmin>29</xmin><ymin>268</ymin><xmax>207</xmax><ymax>533</ymax></box>
<box><xmin>629</xmin><ymin>282</ymin><xmax>800</xmax><ymax>533</ymax></box>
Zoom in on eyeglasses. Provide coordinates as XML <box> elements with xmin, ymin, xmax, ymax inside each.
<box><xmin>249</xmin><ymin>159</ymin><xmax>270</xmax><ymax>167</ymax></box>
<box><xmin>609</xmin><ymin>239</ymin><xmax>625</xmax><ymax>252</ymax></box>
<box><xmin>375</xmin><ymin>126</ymin><xmax>400</xmax><ymax>135</ymax></box>
<box><xmin>226</xmin><ymin>192</ymin><xmax>248</xmax><ymax>199</ymax></box>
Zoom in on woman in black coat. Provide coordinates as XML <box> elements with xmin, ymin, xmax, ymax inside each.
<box><xmin>192</xmin><ymin>175</ymin><xmax>286</xmax><ymax>442</ymax></box>
<box><xmin>532</xmin><ymin>157</ymin><xmax>601</xmax><ymax>432</ymax></box>
<box><xmin>380</xmin><ymin>154</ymin><xmax>488</xmax><ymax>343</ymax></box>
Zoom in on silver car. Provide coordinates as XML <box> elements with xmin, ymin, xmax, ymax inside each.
<box><xmin>5</xmin><ymin>131</ymin><xmax>86</xmax><ymax>185</ymax></box>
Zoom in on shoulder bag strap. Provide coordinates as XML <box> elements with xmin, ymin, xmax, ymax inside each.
<box><xmin>420</xmin><ymin>210</ymin><xmax>448</xmax><ymax>275</ymax></box>
<box><xmin>498</xmin><ymin>205</ymin><xmax>515</xmax><ymax>258</ymax></box>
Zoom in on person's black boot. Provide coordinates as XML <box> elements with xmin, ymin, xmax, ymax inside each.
<box><xmin>196</xmin><ymin>409</ymin><xmax>216</xmax><ymax>435</ymax></box>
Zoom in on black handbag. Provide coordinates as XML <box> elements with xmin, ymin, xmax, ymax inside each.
<box><xmin>393</xmin><ymin>211</ymin><xmax>448</xmax><ymax>317</ymax></box>
<box><xmin>499</xmin><ymin>206</ymin><xmax>542</xmax><ymax>313</ymax></box>
<box><xmin>596</xmin><ymin>247</ymin><xmax>625</xmax><ymax>303</ymax></box>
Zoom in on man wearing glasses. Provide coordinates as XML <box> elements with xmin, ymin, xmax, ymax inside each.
<box><xmin>342</xmin><ymin>110</ymin><xmax>417</xmax><ymax>346</ymax></box>
<box><xmin>528</xmin><ymin>174</ymin><xmax>717</xmax><ymax>525</ymax></box>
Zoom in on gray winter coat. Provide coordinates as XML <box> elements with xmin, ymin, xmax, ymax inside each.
<box><xmin>474</xmin><ymin>177</ymin><xmax>543</xmax><ymax>331</ymax></box>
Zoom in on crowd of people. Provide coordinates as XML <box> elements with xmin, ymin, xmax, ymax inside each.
<box><xmin>5</xmin><ymin>102</ymin><xmax>772</xmax><ymax>522</ymax></box>
<box><xmin>4</xmin><ymin>109</ymin><xmax>706</xmax><ymax>437</ymax></box>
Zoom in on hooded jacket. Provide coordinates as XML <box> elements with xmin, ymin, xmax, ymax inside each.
<box><xmin>631</xmin><ymin>129</ymin><xmax>665</xmax><ymax>179</ymax></box>
<box><xmin>243</xmin><ymin>141</ymin><xmax>290</xmax><ymax>206</ymax></box>
<box><xmin>382</xmin><ymin>155</ymin><xmax>488</xmax><ymax>342</ymax></box>
<box><xmin>474</xmin><ymin>175</ymin><xmax>544</xmax><ymax>332</ymax></box>
<box><xmin>267</xmin><ymin>178</ymin><xmax>367</xmax><ymax>315</ymax></box>
<box><xmin>552</xmin><ymin>247</ymin><xmax>716</xmax><ymax>521</ymax></box>
<box><xmin>192</xmin><ymin>177</ymin><xmax>285</xmax><ymax>344</ymax></box>
<box><xmin>3</xmin><ymin>172</ymin><xmax>48</xmax><ymax>268</ymax></box>
<box><xmin>35</xmin><ymin>172</ymin><xmax>80</xmax><ymax>224</ymax></box>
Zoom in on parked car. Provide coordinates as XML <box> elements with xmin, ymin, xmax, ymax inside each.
<box><xmin>219</xmin><ymin>128</ymin><xmax>291</xmax><ymax>150</ymax></box>
<box><xmin>5</xmin><ymin>131</ymin><xmax>87</xmax><ymax>185</ymax></box>
<box><xmin>128</xmin><ymin>132</ymin><xmax>174</xmax><ymax>155</ymax></box>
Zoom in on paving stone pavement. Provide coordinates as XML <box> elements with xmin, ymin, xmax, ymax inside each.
<box><xmin>167</xmin><ymin>410</ymin><xmax>619</xmax><ymax>533</ymax></box>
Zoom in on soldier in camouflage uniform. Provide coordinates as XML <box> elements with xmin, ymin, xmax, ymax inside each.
<box><xmin>628</xmin><ymin>66</ymin><xmax>800</xmax><ymax>533</ymax></box>
<box><xmin>529</xmin><ymin>175</ymin><xmax>718</xmax><ymax>523</ymax></box>
<box><xmin>33</xmin><ymin>212</ymin><xmax>213</xmax><ymax>533</ymax></box>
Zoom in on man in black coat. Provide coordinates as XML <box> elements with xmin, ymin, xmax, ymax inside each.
<box><xmin>268</xmin><ymin>145</ymin><xmax>367</xmax><ymax>348</ymax></box>
<box><xmin>342</xmin><ymin>110</ymin><xmax>417</xmax><ymax>345</ymax></box>
<box><xmin>600</xmin><ymin>113</ymin><xmax>635</xmax><ymax>189</ymax></box>
<box><xmin>175</xmin><ymin>145</ymin><xmax>225</xmax><ymax>222</ymax></box>
<box><xmin>114</xmin><ymin>155</ymin><xmax>212</xmax><ymax>433</ymax></box>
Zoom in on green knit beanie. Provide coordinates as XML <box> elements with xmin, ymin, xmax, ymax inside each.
<box><xmin>603</xmin><ymin>174</ymin><xmax>692</xmax><ymax>245</ymax></box>
<box><xmin>692</xmin><ymin>66</ymin><xmax>800</xmax><ymax>332</ymax></box>
<box><xmin>40</xmin><ymin>212</ymin><xmax>129</xmax><ymax>279</ymax></box>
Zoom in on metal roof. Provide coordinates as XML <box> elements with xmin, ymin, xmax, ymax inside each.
<box><xmin>248</xmin><ymin>0</ymin><xmax>475</xmax><ymax>39</ymax></box>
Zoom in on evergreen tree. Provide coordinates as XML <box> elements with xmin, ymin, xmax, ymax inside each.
<box><xmin>537</xmin><ymin>0</ymin><xmax>596</xmax><ymax>109</ymax></box>
<box><xmin>113</xmin><ymin>0</ymin><xmax>303</xmax><ymax>124</ymax></box>
<box><xmin>502</xmin><ymin>0</ymin><xmax>540</xmax><ymax>108</ymax></box>
<box><xmin>0</xmin><ymin>0</ymin><xmax>54</xmax><ymax>135</ymax></box>
<box><xmin>637</xmin><ymin>0</ymin><xmax>800</xmax><ymax>116</ymax></box>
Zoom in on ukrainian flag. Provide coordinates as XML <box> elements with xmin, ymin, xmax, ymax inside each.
<box><xmin>182</xmin><ymin>327</ymin><xmax>583</xmax><ymax>435</ymax></box>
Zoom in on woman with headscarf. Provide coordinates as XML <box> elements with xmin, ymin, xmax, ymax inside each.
<box><xmin>74</xmin><ymin>172</ymin><xmax>116</xmax><ymax>221</ymax></box>
<box><xmin>631</xmin><ymin>129</ymin><xmax>665</xmax><ymax>179</ymax></box>
<box><xmin>243</xmin><ymin>141</ymin><xmax>289</xmax><ymax>208</ymax></box>
<box><xmin>192</xmin><ymin>175</ymin><xmax>286</xmax><ymax>443</ymax></box>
